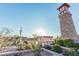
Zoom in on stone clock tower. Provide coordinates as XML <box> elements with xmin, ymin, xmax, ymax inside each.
<box><xmin>57</xmin><ymin>3</ymin><xmax>78</xmax><ymax>43</ymax></box>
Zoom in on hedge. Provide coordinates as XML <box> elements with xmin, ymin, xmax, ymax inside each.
<box><xmin>56</xmin><ymin>39</ymin><xmax>63</xmax><ymax>46</ymax></box>
<box><xmin>63</xmin><ymin>39</ymin><xmax>74</xmax><ymax>47</ymax></box>
<box><xmin>73</xmin><ymin>43</ymin><xmax>79</xmax><ymax>49</ymax></box>
<box><xmin>52</xmin><ymin>44</ymin><xmax>62</xmax><ymax>53</ymax></box>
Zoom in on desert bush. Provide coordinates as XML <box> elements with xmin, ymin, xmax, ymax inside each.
<box><xmin>25</xmin><ymin>43</ymin><xmax>33</xmax><ymax>49</ymax></box>
<box><xmin>32</xmin><ymin>43</ymin><xmax>41</xmax><ymax>56</ymax></box>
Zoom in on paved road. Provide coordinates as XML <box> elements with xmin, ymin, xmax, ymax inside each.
<box><xmin>0</xmin><ymin>48</ymin><xmax>63</xmax><ymax>56</ymax></box>
<box><xmin>0</xmin><ymin>46</ymin><xmax>17</xmax><ymax>53</ymax></box>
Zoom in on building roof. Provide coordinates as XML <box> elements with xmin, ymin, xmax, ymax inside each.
<box><xmin>57</xmin><ymin>3</ymin><xmax>70</xmax><ymax>10</ymax></box>
<box><xmin>39</xmin><ymin>36</ymin><xmax>53</xmax><ymax>38</ymax></box>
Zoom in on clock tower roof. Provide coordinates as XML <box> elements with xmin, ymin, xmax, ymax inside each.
<box><xmin>57</xmin><ymin>3</ymin><xmax>70</xmax><ymax>10</ymax></box>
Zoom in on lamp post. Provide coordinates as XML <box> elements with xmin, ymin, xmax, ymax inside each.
<box><xmin>19</xmin><ymin>27</ymin><xmax>22</xmax><ymax>38</ymax></box>
<box><xmin>18</xmin><ymin>27</ymin><xmax>24</xmax><ymax>50</ymax></box>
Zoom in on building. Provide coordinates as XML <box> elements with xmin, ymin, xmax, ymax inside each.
<box><xmin>24</xmin><ymin>36</ymin><xmax>54</xmax><ymax>46</ymax></box>
<box><xmin>38</xmin><ymin>36</ymin><xmax>54</xmax><ymax>46</ymax></box>
<box><xmin>57</xmin><ymin>3</ymin><xmax>78</xmax><ymax>43</ymax></box>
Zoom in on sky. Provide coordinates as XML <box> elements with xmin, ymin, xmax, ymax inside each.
<box><xmin>0</xmin><ymin>3</ymin><xmax>79</xmax><ymax>37</ymax></box>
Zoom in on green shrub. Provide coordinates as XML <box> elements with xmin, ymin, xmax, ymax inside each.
<box><xmin>63</xmin><ymin>48</ymin><xmax>79</xmax><ymax>56</ymax></box>
<box><xmin>52</xmin><ymin>44</ymin><xmax>62</xmax><ymax>53</ymax></box>
<box><xmin>63</xmin><ymin>39</ymin><xmax>74</xmax><ymax>47</ymax></box>
<box><xmin>44</xmin><ymin>45</ymin><xmax>51</xmax><ymax>50</ymax></box>
<box><xmin>56</xmin><ymin>39</ymin><xmax>63</xmax><ymax>46</ymax></box>
<box><xmin>73</xmin><ymin>43</ymin><xmax>79</xmax><ymax>49</ymax></box>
